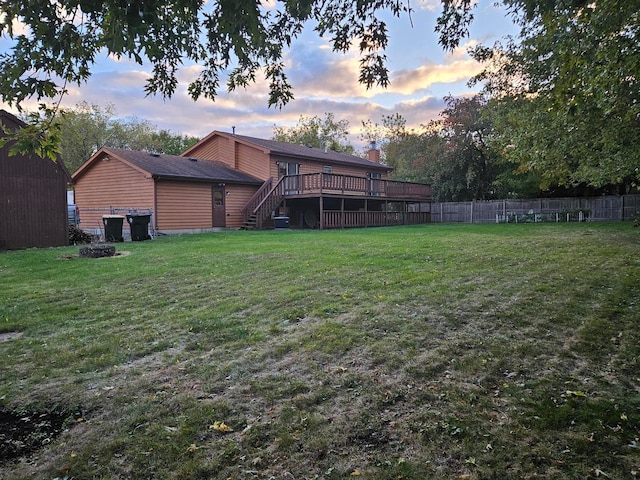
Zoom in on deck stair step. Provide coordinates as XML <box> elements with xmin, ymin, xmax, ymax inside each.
<box><xmin>240</xmin><ymin>214</ymin><xmax>257</xmax><ymax>230</ymax></box>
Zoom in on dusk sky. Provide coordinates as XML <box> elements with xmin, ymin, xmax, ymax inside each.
<box><xmin>1</xmin><ymin>0</ymin><xmax>519</xmax><ymax>152</ymax></box>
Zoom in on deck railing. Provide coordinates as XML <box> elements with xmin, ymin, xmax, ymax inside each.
<box><xmin>279</xmin><ymin>173</ymin><xmax>431</xmax><ymax>199</ymax></box>
<box><xmin>322</xmin><ymin>211</ymin><xmax>431</xmax><ymax>229</ymax></box>
<box><xmin>242</xmin><ymin>173</ymin><xmax>431</xmax><ymax>229</ymax></box>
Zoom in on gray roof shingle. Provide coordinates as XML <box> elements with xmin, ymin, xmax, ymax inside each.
<box><xmin>104</xmin><ymin>147</ymin><xmax>263</xmax><ymax>184</ymax></box>
<box><xmin>227</xmin><ymin>133</ymin><xmax>391</xmax><ymax>171</ymax></box>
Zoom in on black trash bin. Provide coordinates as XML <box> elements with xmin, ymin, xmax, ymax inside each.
<box><xmin>126</xmin><ymin>214</ymin><xmax>151</xmax><ymax>241</ymax></box>
<box><xmin>273</xmin><ymin>216</ymin><xmax>290</xmax><ymax>229</ymax></box>
<box><xmin>102</xmin><ymin>215</ymin><xmax>124</xmax><ymax>242</ymax></box>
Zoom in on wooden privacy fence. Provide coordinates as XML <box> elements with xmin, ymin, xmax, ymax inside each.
<box><xmin>429</xmin><ymin>195</ymin><xmax>640</xmax><ymax>223</ymax></box>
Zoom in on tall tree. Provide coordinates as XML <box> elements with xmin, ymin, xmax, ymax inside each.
<box><xmin>58</xmin><ymin>102</ymin><xmax>117</xmax><ymax>173</ymax></box>
<box><xmin>422</xmin><ymin>95</ymin><xmax>496</xmax><ymax>201</ymax></box>
<box><xmin>363</xmin><ymin>97</ymin><xmax>522</xmax><ymax>201</ymax></box>
<box><xmin>57</xmin><ymin>102</ymin><xmax>199</xmax><ymax>172</ymax></box>
<box><xmin>149</xmin><ymin>129</ymin><xmax>200</xmax><ymax>156</ymax></box>
<box><xmin>415</xmin><ymin>95</ymin><xmax>514</xmax><ymax>201</ymax></box>
<box><xmin>273</xmin><ymin>113</ymin><xmax>354</xmax><ymax>153</ymax></box>
<box><xmin>466</xmin><ymin>1</ymin><xmax>640</xmax><ymax>191</ymax></box>
<box><xmin>360</xmin><ymin>113</ymin><xmax>418</xmax><ymax>172</ymax></box>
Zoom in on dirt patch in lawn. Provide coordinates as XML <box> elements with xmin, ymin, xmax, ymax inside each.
<box><xmin>0</xmin><ymin>331</ymin><xmax>23</xmax><ymax>343</ymax></box>
<box><xmin>60</xmin><ymin>251</ymin><xmax>130</xmax><ymax>260</ymax></box>
<box><xmin>0</xmin><ymin>406</ymin><xmax>83</xmax><ymax>462</ymax></box>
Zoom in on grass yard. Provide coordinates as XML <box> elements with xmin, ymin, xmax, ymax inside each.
<box><xmin>0</xmin><ymin>223</ymin><xmax>639</xmax><ymax>479</ymax></box>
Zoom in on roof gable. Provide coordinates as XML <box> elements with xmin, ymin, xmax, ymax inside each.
<box><xmin>72</xmin><ymin>147</ymin><xmax>263</xmax><ymax>184</ymax></box>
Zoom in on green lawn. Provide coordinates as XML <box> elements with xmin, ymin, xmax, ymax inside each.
<box><xmin>1</xmin><ymin>223</ymin><xmax>639</xmax><ymax>479</ymax></box>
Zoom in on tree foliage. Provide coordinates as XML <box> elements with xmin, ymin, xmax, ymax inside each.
<box><xmin>362</xmin><ymin>96</ymin><xmax>515</xmax><ymax>201</ymax></box>
<box><xmin>421</xmin><ymin>95</ymin><xmax>504</xmax><ymax>201</ymax></box>
<box><xmin>56</xmin><ymin>102</ymin><xmax>199</xmax><ymax>172</ymax></box>
<box><xmin>0</xmin><ymin>0</ymin><xmax>410</xmax><ymax>112</ymax></box>
<box><xmin>465</xmin><ymin>0</ymin><xmax>640</xmax><ymax>191</ymax></box>
<box><xmin>4</xmin><ymin>0</ymin><xmax>637</xmax><ymax>194</ymax></box>
<box><xmin>272</xmin><ymin>113</ymin><xmax>354</xmax><ymax>153</ymax></box>
<box><xmin>0</xmin><ymin>106</ymin><xmax>63</xmax><ymax>162</ymax></box>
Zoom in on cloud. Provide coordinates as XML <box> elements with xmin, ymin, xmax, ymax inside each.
<box><xmin>0</xmin><ymin>0</ymin><xmax>497</xmax><ymax>155</ymax></box>
<box><xmin>0</xmin><ymin>14</ymin><xmax>30</xmax><ymax>36</ymax></box>
<box><xmin>391</xmin><ymin>58</ymin><xmax>482</xmax><ymax>94</ymax></box>
<box><xmin>413</xmin><ymin>0</ymin><xmax>441</xmax><ymax>12</ymax></box>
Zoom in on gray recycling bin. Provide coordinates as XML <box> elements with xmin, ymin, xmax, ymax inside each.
<box><xmin>102</xmin><ymin>215</ymin><xmax>124</xmax><ymax>242</ymax></box>
<box><xmin>126</xmin><ymin>214</ymin><xmax>151</xmax><ymax>241</ymax></box>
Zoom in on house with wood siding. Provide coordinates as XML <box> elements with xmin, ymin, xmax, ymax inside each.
<box><xmin>183</xmin><ymin>131</ymin><xmax>432</xmax><ymax>230</ymax></box>
<box><xmin>72</xmin><ymin>147</ymin><xmax>262</xmax><ymax>236</ymax></box>
<box><xmin>0</xmin><ymin>110</ymin><xmax>70</xmax><ymax>250</ymax></box>
<box><xmin>72</xmin><ymin>131</ymin><xmax>431</xmax><ymax>236</ymax></box>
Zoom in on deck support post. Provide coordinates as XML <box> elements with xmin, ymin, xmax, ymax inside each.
<box><xmin>385</xmin><ymin>200</ymin><xmax>388</xmax><ymax>226</ymax></box>
<box><xmin>319</xmin><ymin>196</ymin><xmax>324</xmax><ymax>230</ymax></box>
<box><xmin>341</xmin><ymin>198</ymin><xmax>345</xmax><ymax>229</ymax></box>
<box><xmin>365</xmin><ymin>199</ymin><xmax>368</xmax><ymax>228</ymax></box>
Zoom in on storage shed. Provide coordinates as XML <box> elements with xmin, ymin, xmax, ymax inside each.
<box><xmin>0</xmin><ymin>110</ymin><xmax>70</xmax><ymax>250</ymax></box>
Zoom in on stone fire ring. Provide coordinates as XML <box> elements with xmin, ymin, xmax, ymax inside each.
<box><xmin>79</xmin><ymin>244</ymin><xmax>117</xmax><ymax>258</ymax></box>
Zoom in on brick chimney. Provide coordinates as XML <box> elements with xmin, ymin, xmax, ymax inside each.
<box><xmin>367</xmin><ymin>141</ymin><xmax>380</xmax><ymax>163</ymax></box>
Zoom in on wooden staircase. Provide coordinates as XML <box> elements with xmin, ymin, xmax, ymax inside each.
<box><xmin>240</xmin><ymin>177</ymin><xmax>286</xmax><ymax>230</ymax></box>
<box><xmin>240</xmin><ymin>214</ymin><xmax>257</xmax><ymax>230</ymax></box>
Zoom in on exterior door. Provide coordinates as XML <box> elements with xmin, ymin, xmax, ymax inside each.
<box><xmin>279</xmin><ymin>162</ymin><xmax>300</xmax><ymax>194</ymax></box>
<box><xmin>212</xmin><ymin>186</ymin><xmax>226</xmax><ymax>227</ymax></box>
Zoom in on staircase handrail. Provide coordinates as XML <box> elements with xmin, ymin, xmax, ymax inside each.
<box><xmin>241</xmin><ymin>177</ymin><xmax>273</xmax><ymax>222</ymax></box>
<box><xmin>253</xmin><ymin>176</ymin><xmax>287</xmax><ymax>229</ymax></box>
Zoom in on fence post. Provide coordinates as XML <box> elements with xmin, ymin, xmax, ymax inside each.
<box><xmin>470</xmin><ymin>200</ymin><xmax>474</xmax><ymax>224</ymax></box>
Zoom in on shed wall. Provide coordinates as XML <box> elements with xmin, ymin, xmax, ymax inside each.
<box><xmin>0</xmin><ymin>140</ymin><xmax>68</xmax><ymax>249</ymax></box>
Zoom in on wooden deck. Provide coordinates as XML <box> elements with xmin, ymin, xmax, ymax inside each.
<box><xmin>280</xmin><ymin>172</ymin><xmax>431</xmax><ymax>199</ymax></box>
<box><xmin>241</xmin><ymin>173</ymin><xmax>432</xmax><ymax>230</ymax></box>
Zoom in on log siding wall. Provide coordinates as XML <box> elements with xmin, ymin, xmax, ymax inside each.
<box><xmin>270</xmin><ymin>155</ymin><xmax>389</xmax><ymax>181</ymax></box>
<box><xmin>155</xmin><ymin>181</ymin><xmax>213</xmax><ymax>230</ymax></box>
<box><xmin>185</xmin><ymin>137</ymin><xmax>229</xmax><ymax>167</ymax></box>
<box><xmin>74</xmin><ymin>158</ymin><xmax>154</xmax><ymax>233</ymax></box>
<box><xmin>225</xmin><ymin>184</ymin><xmax>260</xmax><ymax>228</ymax></box>
<box><xmin>236</xmin><ymin>144</ymin><xmax>270</xmax><ymax>179</ymax></box>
